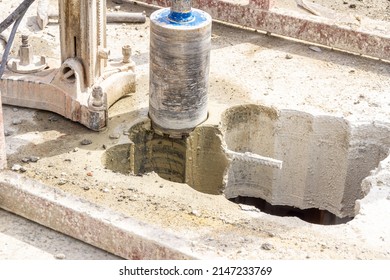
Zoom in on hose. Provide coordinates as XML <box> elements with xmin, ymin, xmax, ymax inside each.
<box><xmin>0</xmin><ymin>0</ymin><xmax>36</xmax><ymax>78</ymax></box>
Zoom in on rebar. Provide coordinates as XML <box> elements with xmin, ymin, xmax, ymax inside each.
<box><xmin>224</xmin><ymin>148</ymin><xmax>283</xmax><ymax>169</ymax></box>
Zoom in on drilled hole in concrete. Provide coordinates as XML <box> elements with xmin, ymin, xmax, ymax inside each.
<box><xmin>102</xmin><ymin>105</ymin><xmax>390</xmax><ymax>226</ymax></box>
<box><xmin>230</xmin><ymin>196</ymin><xmax>353</xmax><ymax>225</ymax></box>
<box><xmin>102</xmin><ymin>120</ymin><xmax>229</xmax><ymax>194</ymax></box>
<box><xmin>131</xmin><ymin>127</ymin><xmax>187</xmax><ymax>183</ymax></box>
<box><xmin>221</xmin><ymin>104</ymin><xmax>390</xmax><ymax>224</ymax></box>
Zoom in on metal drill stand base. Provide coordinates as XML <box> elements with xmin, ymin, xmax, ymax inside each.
<box><xmin>0</xmin><ymin>0</ymin><xmax>136</xmax><ymax>131</ymax></box>
<box><xmin>0</xmin><ymin>58</ymin><xmax>135</xmax><ymax>131</ymax></box>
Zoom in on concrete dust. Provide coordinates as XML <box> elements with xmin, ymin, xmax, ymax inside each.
<box><xmin>1</xmin><ymin>0</ymin><xmax>390</xmax><ymax>259</ymax></box>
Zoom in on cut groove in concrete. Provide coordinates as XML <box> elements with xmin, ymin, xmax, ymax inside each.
<box><xmin>103</xmin><ymin>104</ymin><xmax>390</xmax><ymax>223</ymax></box>
<box><xmin>221</xmin><ymin>104</ymin><xmax>390</xmax><ymax>219</ymax></box>
<box><xmin>103</xmin><ymin>120</ymin><xmax>229</xmax><ymax>195</ymax></box>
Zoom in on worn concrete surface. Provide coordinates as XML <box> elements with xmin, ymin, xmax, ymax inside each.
<box><xmin>1</xmin><ymin>0</ymin><xmax>390</xmax><ymax>259</ymax></box>
<box><xmin>0</xmin><ymin>208</ymin><xmax>121</xmax><ymax>260</ymax></box>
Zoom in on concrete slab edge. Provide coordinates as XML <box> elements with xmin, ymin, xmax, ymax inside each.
<box><xmin>0</xmin><ymin>171</ymin><xmax>196</xmax><ymax>260</ymax></box>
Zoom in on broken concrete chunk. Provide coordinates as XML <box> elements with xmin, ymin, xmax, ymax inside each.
<box><xmin>58</xmin><ymin>178</ymin><xmax>67</xmax><ymax>185</ymax></box>
<box><xmin>109</xmin><ymin>133</ymin><xmax>120</xmax><ymax>139</ymax></box>
<box><xmin>21</xmin><ymin>157</ymin><xmax>30</xmax><ymax>163</ymax></box>
<box><xmin>190</xmin><ymin>209</ymin><xmax>201</xmax><ymax>217</ymax></box>
<box><xmin>54</xmin><ymin>253</ymin><xmax>66</xmax><ymax>260</ymax></box>
<box><xmin>261</xmin><ymin>243</ymin><xmax>274</xmax><ymax>251</ymax></box>
<box><xmin>21</xmin><ymin>156</ymin><xmax>40</xmax><ymax>163</ymax></box>
<box><xmin>11</xmin><ymin>164</ymin><xmax>26</xmax><ymax>172</ymax></box>
<box><xmin>29</xmin><ymin>156</ymin><xmax>40</xmax><ymax>163</ymax></box>
<box><xmin>80</xmin><ymin>139</ymin><xmax>92</xmax><ymax>145</ymax></box>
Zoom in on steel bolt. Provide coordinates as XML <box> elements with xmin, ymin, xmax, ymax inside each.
<box><xmin>19</xmin><ymin>35</ymin><xmax>33</xmax><ymax>66</ymax></box>
<box><xmin>122</xmin><ymin>45</ymin><xmax>131</xmax><ymax>63</ymax></box>
<box><xmin>92</xmin><ymin>86</ymin><xmax>104</xmax><ymax>107</ymax></box>
<box><xmin>11</xmin><ymin>61</ymin><xmax>18</xmax><ymax>71</ymax></box>
<box><xmin>21</xmin><ymin>35</ymin><xmax>29</xmax><ymax>47</ymax></box>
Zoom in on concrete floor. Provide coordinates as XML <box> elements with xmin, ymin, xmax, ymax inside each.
<box><xmin>1</xmin><ymin>0</ymin><xmax>390</xmax><ymax>260</ymax></box>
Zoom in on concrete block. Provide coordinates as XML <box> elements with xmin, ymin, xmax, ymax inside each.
<box><xmin>0</xmin><ymin>172</ymin><xmax>194</xmax><ymax>260</ymax></box>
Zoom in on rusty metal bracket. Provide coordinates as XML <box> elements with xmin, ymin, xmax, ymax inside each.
<box><xmin>139</xmin><ymin>0</ymin><xmax>390</xmax><ymax>61</ymax></box>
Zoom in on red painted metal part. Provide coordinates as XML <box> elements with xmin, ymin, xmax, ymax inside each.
<box><xmin>140</xmin><ymin>0</ymin><xmax>390</xmax><ymax>60</ymax></box>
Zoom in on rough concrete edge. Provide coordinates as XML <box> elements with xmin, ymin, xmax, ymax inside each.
<box><xmin>0</xmin><ymin>171</ymin><xmax>196</xmax><ymax>260</ymax></box>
